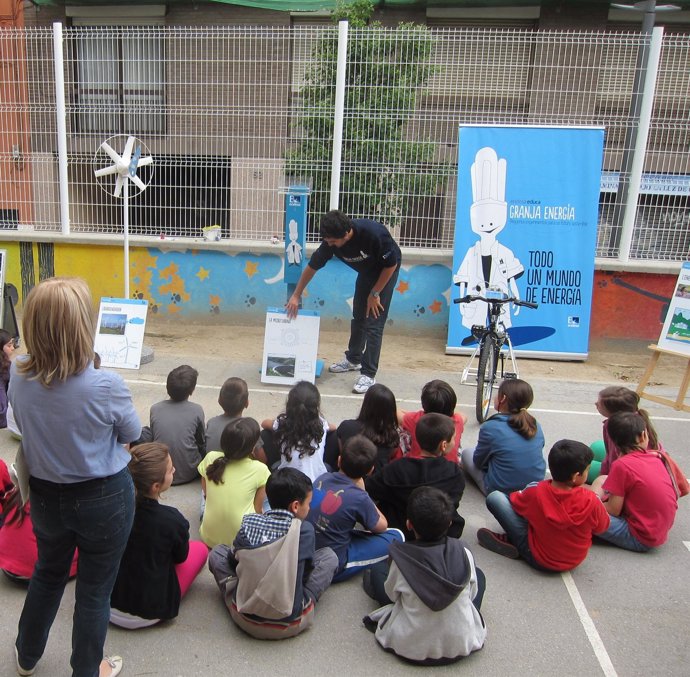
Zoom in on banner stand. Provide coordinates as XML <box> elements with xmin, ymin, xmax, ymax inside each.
<box><xmin>637</xmin><ymin>344</ymin><xmax>690</xmax><ymax>412</ymax></box>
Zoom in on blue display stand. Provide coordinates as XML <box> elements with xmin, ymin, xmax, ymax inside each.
<box><xmin>282</xmin><ymin>185</ymin><xmax>323</xmax><ymax>377</ymax></box>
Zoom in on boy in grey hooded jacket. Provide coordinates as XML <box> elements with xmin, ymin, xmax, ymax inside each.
<box><xmin>363</xmin><ymin>487</ymin><xmax>486</xmax><ymax>665</ymax></box>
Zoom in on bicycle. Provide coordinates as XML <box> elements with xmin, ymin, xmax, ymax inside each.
<box><xmin>453</xmin><ymin>287</ymin><xmax>538</xmax><ymax>423</ymax></box>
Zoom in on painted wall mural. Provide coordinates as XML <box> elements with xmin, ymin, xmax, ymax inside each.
<box><xmin>0</xmin><ymin>239</ymin><xmax>679</xmax><ymax>341</ymax></box>
<box><xmin>129</xmin><ymin>247</ymin><xmax>451</xmax><ymax>334</ymax></box>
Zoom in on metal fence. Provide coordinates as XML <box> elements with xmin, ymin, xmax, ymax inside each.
<box><xmin>0</xmin><ymin>23</ymin><xmax>689</xmax><ymax>261</ymax></box>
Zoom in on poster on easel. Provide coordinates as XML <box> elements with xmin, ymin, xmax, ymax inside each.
<box><xmin>657</xmin><ymin>262</ymin><xmax>690</xmax><ymax>356</ymax></box>
<box><xmin>94</xmin><ymin>297</ymin><xmax>148</xmax><ymax>369</ymax></box>
<box><xmin>261</xmin><ymin>307</ymin><xmax>320</xmax><ymax>385</ymax></box>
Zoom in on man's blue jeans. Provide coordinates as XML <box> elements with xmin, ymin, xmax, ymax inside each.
<box><xmin>16</xmin><ymin>467</ymin><xmax>135</xmax><ymax>677</ymax></box>
<box><xmin>346</xmin><ymin>265</ymin><xmax>400</xmax><ymax>378</ymax></box>
<box><xmin>485</xmin><ymin>488</ymin><xmax>552</xmax><ymax>572</ymax></box>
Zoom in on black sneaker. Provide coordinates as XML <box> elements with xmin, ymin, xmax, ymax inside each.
<box><xmin>477</xmin><ymin>528</ymin><xmax>520</xmax><ymax>559</ymax></box>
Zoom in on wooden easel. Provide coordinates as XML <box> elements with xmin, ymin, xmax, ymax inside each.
<box><xmin>636</xmin><ymin>344</ymin><xmax>690</xmax><ymax>412</ymax></box>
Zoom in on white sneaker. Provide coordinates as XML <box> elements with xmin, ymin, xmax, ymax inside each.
<box><xmin>329</xmin><ymin>357</ymin><xmax>361</xmax><ymax>373</ymax></box>
<box><xmin>353</xmin><ymin>375</ymin><xmax>375</xmax><ymax>394</ymax></box>
<box><xmin>15</xmin><ymin>647</ymin><xmax>35</xmax><ymax>676</ymax></box>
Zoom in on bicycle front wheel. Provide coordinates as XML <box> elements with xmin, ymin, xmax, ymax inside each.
<box><xmin>476</xmin><ymin>336</ymin><xmax>497</xmax><ymax>423</ymax></box>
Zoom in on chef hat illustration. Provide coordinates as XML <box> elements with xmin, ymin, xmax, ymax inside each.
<box><xmin>471</xmin><ymin>147</ymin><xmax>507</xmax><ymax>206</ymax></box>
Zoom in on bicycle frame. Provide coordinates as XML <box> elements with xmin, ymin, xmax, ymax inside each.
<box><xmin>459</xmin><ymin>310</ymin><xmax>520</xmax><ymax>388</ymax></box>
<box><xmin>454</xmin><ymin>289</ymin><xmax>537</xmax><ymax>421</ymax></box>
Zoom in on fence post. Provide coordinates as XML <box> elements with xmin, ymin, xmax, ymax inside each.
<box><xmin>52</xmin><ymin>22</ymin><xmax>70</xmax><ymax>235</ymax></box>
<box><xmin>329</xmin><ymin>20</ymin><xmax>348</xmax><ymax>211</ymax></box>
<box><xmin>618</xmin><ymin>26</ymin><xmax>664</xmax><ymax>263</ymax></box>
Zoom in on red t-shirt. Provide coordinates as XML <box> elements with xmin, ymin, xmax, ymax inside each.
<box><xmin>0</xmin><ymin>461</ymin><xmax>78</xmax><ymax>579</ymax></box>
<box><xmin>510</xmin><ymin>481</ymin><xmax>610</xmax><ymax>571</ymax></box>
<box><xmin>400</xmin><ymin>410</ymin><xmax>464</xmax><ymax>463</ymax></box>
<box><xmin>602</xmin><ymin>451</ymin><xmax>678</xmax><ymax>547</ymax></box>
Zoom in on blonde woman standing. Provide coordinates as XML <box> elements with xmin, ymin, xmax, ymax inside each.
<box><xmin>10</xmin><ymin>277</ymin><xmax>140</xmax><ymax>677</ymax></box>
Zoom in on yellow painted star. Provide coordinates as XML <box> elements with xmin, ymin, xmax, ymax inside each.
<box><xmin>244</xmin><ymin>260</ymin><xmax>259</xmax><ymax>278</ymax></box>
<box><xmin>196</xmin><ymin>266</ymin><xmax>210</xmax><ymax>281</ymax></box>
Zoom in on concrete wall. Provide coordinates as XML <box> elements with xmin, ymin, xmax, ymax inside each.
<box><xmin>0</xmin><ymin>238</ymin><xmax>677</xmax><ymax>343</ymax></box>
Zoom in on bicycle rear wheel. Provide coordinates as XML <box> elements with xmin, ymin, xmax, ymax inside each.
<box><xmin>476</xmin><ymin>336</ymin><xmax>497</xmax><ymax>423</ymax></box>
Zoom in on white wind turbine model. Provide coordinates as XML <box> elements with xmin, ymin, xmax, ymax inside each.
<box><xmin>94</xmin><ymin>135</ymin><xmax>154</xmax><ymax>298</ymax></box>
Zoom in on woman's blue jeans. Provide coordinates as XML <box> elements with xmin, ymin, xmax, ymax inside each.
<box><xmin>16</xmin><ymin>467</ymin><xmax>134</xmax><ymax>677</ymax></box>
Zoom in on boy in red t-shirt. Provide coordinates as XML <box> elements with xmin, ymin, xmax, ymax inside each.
<box><xmin>396</xmin><ymin>380</ymin><xmax>466</xmax><ymax>464</ymax></box>
<box><xmin>476</xmin><ymin>440</ymin><xmax>609</xmax><ymax>571</ymax></box>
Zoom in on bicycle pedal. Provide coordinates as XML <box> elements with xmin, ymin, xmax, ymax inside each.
<box><xmin>503</xmin><ymin>372</ymin><xmax>518</xmax><ymax>379</ymax></box>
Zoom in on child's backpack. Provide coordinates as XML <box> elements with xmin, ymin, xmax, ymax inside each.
<box><xmin>653</xmin><ymin>447</ymin><xmax>689</xmax><ymax>498</ymax></box>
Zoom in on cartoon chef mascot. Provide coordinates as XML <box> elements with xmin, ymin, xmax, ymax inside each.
<box><xmin>453</xmin><ymin>146</ymin><xmax>523</xmax><ymax>331</ymax></box>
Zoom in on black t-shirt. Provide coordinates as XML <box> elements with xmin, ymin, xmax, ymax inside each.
<box><xmin>110</xmin><ymin>497</ymin><xmax>189</xmax><ymax>619</ymax></box>
<box><xmin>365</xmin><ymin>457</ymin><xmax>466</xmax><ymax>540</ymax></box>
<box><xmin>308</xmin><ymin>218</ymin><xmax>401</xmax><ymax>275</ymax></box>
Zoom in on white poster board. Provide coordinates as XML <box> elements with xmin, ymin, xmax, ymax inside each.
<box><xmin>657</xmin><ymin>262</ymin><xmax>690</xmax><ymax>356</ymax></box>
<box><xmin>94</xmin><ymin>297</ymin><xmax>148</xmax><ymax>369</ymax></box>
<box><xmin>261</xmin><ymin>307</ymin><xmax>320</xmax><ymax>385</ymax></box>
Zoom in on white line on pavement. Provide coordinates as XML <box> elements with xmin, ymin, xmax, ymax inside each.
<box><xmin>561</xmin><ymin>571</ymin><xmax>618</xmax><ymax>677</ymax></box>
<box><xmin>684</xmin><ymin>541</ymin><xmax>690</xmax><ymax>553</ymax></box>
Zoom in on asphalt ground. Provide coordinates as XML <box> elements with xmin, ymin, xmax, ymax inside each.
<box><xmin>1</xmin><ymin>338</ymin><xmax>689</xmax><ymax>677</ymax></box>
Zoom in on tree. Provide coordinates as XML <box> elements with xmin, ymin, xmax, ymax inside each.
<box><xmin>286</xmin><ymin>0</ymin><xmax>446</xmax><ymax>236</ymax></box>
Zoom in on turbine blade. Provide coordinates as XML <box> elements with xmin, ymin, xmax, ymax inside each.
<box><xmin>122</xmin><ymin>136</ymin><xmax>135</xmax><ymax>165</ymax></box>
<box><xmin>137</xmin><ymin>155</ymin><xmax>154</xmax><ymax>168</ymax></box>
<box><xmin>100</xmin><ymin>142</ymin><xmax>121</xmax><ymax>165</ymax></box>
<box><xmin>114</xmin><ymin>175</ymin><xmax>124</xmax><ymax>198</ymax></box>
<box><xmin>94</xmin><ymin>165</ymin><xmax>120</xmax><ymax>178</ymax></box>
<box><xmin>131</xmin><ymin>175</ymin><xmax>146</xmax><ymax>192</ymax></box>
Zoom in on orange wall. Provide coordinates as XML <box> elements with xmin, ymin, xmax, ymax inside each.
<box><xmin>591</xmin><ymin>270</ymin><xmax>675</xmax><ymax>341</ymax></box>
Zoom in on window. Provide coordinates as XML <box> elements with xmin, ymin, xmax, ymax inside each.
<box><xmin>68</xmin><ymin>5</ymin><xmax>166</xmax><ymax>135</ymax></box>
<box><xmin>129</xmin><ymin>155</ymin><xmax>231</xmax><ymax>238</ymax></box>
<box><xmin>72</xmin><ymin>29</ymin><xmax>165</xmax><ymax>135</ymax></box>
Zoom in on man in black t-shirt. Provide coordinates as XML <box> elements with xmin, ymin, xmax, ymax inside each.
<box><xmin>286</xmin><ymin>210</ymin><xmax>401</xmax><ymax>394</ymax></box>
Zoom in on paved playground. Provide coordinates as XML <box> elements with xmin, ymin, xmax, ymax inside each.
<box><xmin>1</xmin><ymin>326</ymin><xmax>688</xmax><ymax>677</ymax></box>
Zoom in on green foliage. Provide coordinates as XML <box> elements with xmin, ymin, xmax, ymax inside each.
<box><xmin>286</xmin><ymin>1</ymin><xmax>447</xmax><ymax>230</ymax></box>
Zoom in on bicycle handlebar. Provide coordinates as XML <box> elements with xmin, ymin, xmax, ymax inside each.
<box><xmin>453</xmin><ymin>294</ymin><xmax>538</xmax><ymax>310</ymax></box>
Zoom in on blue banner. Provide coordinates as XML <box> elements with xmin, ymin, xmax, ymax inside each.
<box><xmin>447</xmin><ymin>126</ymin><xmax>604</xmax><ymax>359</ymax></box>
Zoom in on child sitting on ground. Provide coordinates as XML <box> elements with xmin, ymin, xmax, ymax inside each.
<box><xmin>206</xmin><ymin>377</ymin><xmax>247</xmax><ymax>452</ymax></box>
<box><xmin>591</xmin><ymin>386</ymin><xmax>661</xmax><ymax>495</ymax></box>
<box><xmin>396</xmin><ymin>380</ymin><xmax>465</xmax><ymax>463</ymax></box>
<box><xmin>366</xmin><ymin>413</ymin><xmax>465</xmax><ymax>540</ymax></box>
<box><xmin>207</xmin><ymin>377</ymin><xmax>267</xmax><ymax>464</ymax></box>
<box><xmin>308</xmin><ymin>435</ymin><xmax>404</xmax><ymax>582</ymax></box>
<box><xmin>261</xmin><ymin>381</ymin><xmax>334</xmax><ymax>481</ymax></box>
<box><xmin>140</xmin><ymin>365</ymin><xmax>206</xmax><ymax>485</ymax></box>
<box><xmin>462</xmin><ymin>378</ymin><xmax>545</xmax><ymax>495</ymax></box>
<box><xmin>198</xmin><ymin>417</ymin><xmax>270</xmax><ymax>548</ymax></box>
<box><xmin>0</xmin><ymin>329</ymin><xmax>15</xmax><ymax>429</ymax></box>
<box><xmin>337</xmin><ymin>383</ymin><xmax>401</xmax><ymax>472</ymax></box>
<box><xmin>596</xmin><ymin>412</ymin><xmax>678</xmax><ymax>552</ymax></box>
<box><xmin>110</xmin><ymin>443</ymin><xmax>208</xmax><ymax>628</ymax></box>
<box><xmin>477</xmin><ymin>439</ymin><xmax>610</xmax><ymax>571</ymax></box>
<box><xmin>208</xmin><ymin>467</ymin><xmax>339</xmax><ymax>640</ymax></box>
<box><xmin>363</xmin><ymin>486</ymin><xmax>486</xmax><ymax>665</ymax></box>
<box><xmin>0</xmin><ymin>459</ymin><xmax>78</xmax><ymax>582</ymax></box>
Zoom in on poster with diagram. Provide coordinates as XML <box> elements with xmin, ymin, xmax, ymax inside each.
<box><xmin>261</xmin><ymin>307</ymin><xmax>320</xmax><ymax>385</ymax></box>
<box><xmin>657</xmin><ymin>262</ymin><xmax>690</xmax><ymax>356</ymax></box>
<box><xmin>94</xmin><ymin>297</ymin><xmax>148</xmax><ymax>369</ymax></box>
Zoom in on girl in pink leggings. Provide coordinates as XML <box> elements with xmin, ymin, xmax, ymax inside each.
<box><xmin>110</xmin><ymin>443</ymin><xmax>208</xmax><ymax>629</ymax></box>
